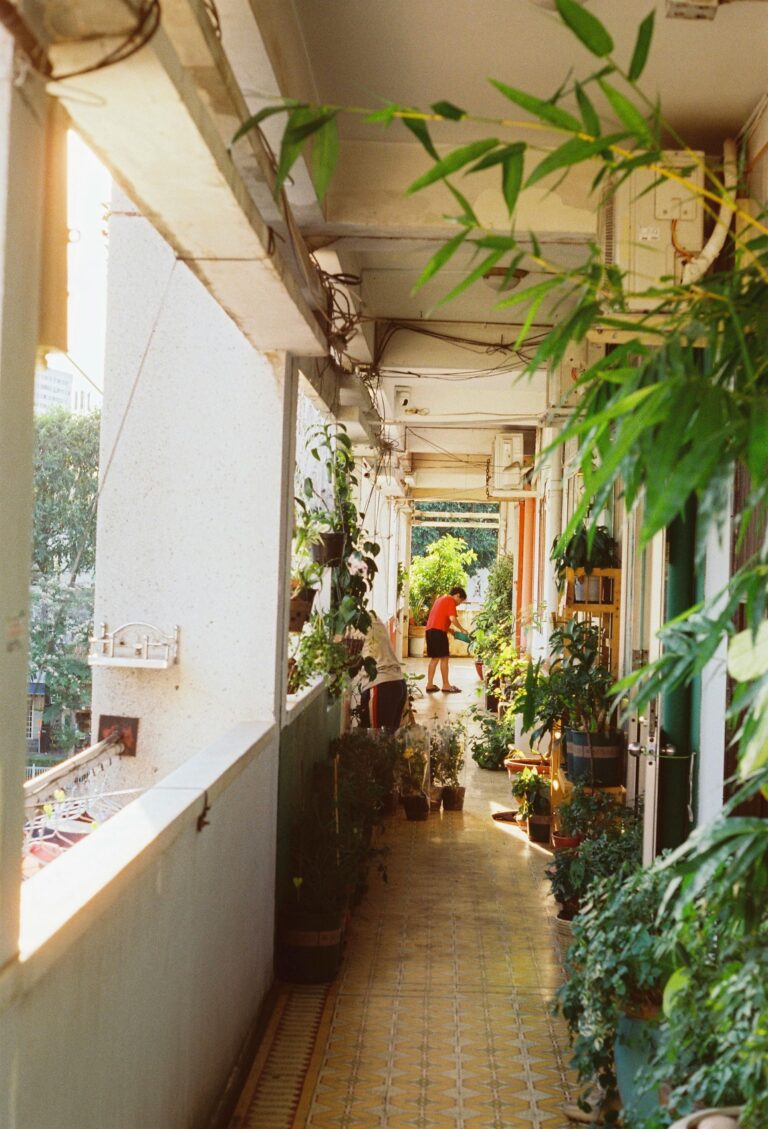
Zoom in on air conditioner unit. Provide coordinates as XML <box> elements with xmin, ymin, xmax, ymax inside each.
<box><xmin>490</xmin><ymin>432</ymin><xmax>526</xmax><ymax>494</ymax></box>
<box><xmin>598</xmin><ymin>150</ymin><xmax>704</xmax><ymax>312</ymax></box>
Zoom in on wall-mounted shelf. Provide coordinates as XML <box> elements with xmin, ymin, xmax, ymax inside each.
<box><xmin>88</xmin><ymin>623</ymin><xmax>180</xmax><ymax>669</ymax></box>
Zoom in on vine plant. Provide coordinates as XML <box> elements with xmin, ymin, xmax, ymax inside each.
<box><xmin>233</xmin><ymin>0</ymin><xmax>768</xmax><ymax>784</ymax></box>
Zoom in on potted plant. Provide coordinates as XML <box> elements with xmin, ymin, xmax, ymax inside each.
<box><xmin>468</xmin><ymin>705</ymin><xmax>516</xmax><ymax>771</ymax></box>
<box><xmin>552</xmin><ymin>780</ymin><xmax>625</xmax><ymax>849</ymax></box>
<box><xmin>396</xmin><ymin>723</ymin><xmax>430</xmax><ymax>820</ymax></box>
<box><xmin>557</xmin><ymin>860</ymin><xmax>672</xmax><ymax>1124</ymax></box>
<box><xmin>430</xmin><ymin>718</ymin><xmax>466</xmax><ymax>810</ymax></box>
<box><xmin>288</xmin><ymin>557</ymin><xmax>323</xmax><ymax>633</ymax></box>
<box><xmin>510</xmin><ymin>766</ymin><xmax>551</xmax><ymax>842</ymax></box>
<box><xmin>470</xmin><ymin>552</ymin><xmax>515</xmax><ymax>680</ymax></box>
<box><xmin>552</xmin><ymin>522</ymin><xmax>619</xmax><ymax>595</ymax></box>
<box><xmin>295</xmin><ymin>422</ymin><xmax>362</xmax><ymax>566</ymax></box>
<box><xmin>503</xmin><ymin>746</ymin><xmax>550</xmax><ymax>782</ymax></box>
<box><xmin>518</xmin><ymin>619</ymin><xmax>624</xmax><ymax>784</ymax></box>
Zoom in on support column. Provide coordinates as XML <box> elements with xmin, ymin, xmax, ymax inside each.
<box><xmin>0</xmin><ymin>40</ymin><xmax>47</xmax><ymax>969</ymax></box>
<box><xmin>697</xmin><ymin>510</ymin><xmax>732</xmax><ymax>824</ymax></box>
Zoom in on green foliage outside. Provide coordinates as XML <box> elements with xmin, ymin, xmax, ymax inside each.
<box><xmin>29</xmin><ymin>409</ymin><xmax>100</xmax><ymax>753</ymax></box>
<box><xmin>410</xmin><ymin>502</ymin><xmax>498</xmax><ymax>572</ymax></box>
<box><xmin>408</xmin><ymin>533</ymin><xmax>475</xmax><ymax>625</ymax></box>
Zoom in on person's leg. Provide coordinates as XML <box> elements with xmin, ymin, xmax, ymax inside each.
<box><xmin>427</xmin><ymin>656</ymin><xmax>439</xmax><ymax>688</ymax></box>
<box><xmin>377</xmin><ymin>680</ymin><xmax>407</xmax><ymax>731</ymax></box>
<box><xmin>439</xmin><ymin>656</ymin><xmax>451</xmax><ymax>689</ymax></box>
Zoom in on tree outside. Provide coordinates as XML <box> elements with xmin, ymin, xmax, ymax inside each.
<box><xmin>410</xmin><ymin>501</ymin><xmax>499</xmax><ymax>572</ymax></box>
<box><xmin>408</xmin><ymin>534</ymin><xmax>477</xmax><ymax>625</ymax></box>
<box><xmin>29</xmin><ymin>409</ymin><xmax>100</xmax><ymax>754</ymax></box>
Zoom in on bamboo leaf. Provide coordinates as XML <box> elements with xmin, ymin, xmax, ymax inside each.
<box><xmin>628</xmin><ymin>11</ymin><xmax>655</xmax><ymax>82</ymax></box>
<box><xmin>490</xmin><ymin>80</ymin><xmax>581</xmax><ymax>132</ymax></box>
<box><xmin>407</xmin><ymin>139</ymin><xmax>500</xmax><ymax>194</ymax></box>
<box><xmin>431</xmin><ymin>100</ymin><xmax>465</xmax><ymax>120</ymax></box>
<box><xmin>276</xmin><ymin>107</ymin><xmax>337</xmax><ymax>192</ymax></box>
<box><xmin>728</xmin><ymin>621</ymin><xmax>768</xmax><ymax>682</ymax></box>
<box><xmin>432</xmin><ymin>250</ymin><xmax>506</xmax><ymax>307</ymax></box>
<box><xmin>526</xmin><ymin>133</ymin><xmax>627</xmax><ymax>188</ymax></box>
<box><xmin>401</xmin><ymin>114</ymin><xmax>439</xmax><ymax>160</ymax></box>
<box><xmin>598</xmin><ymin>79</ymin><xmax>653</xmax><ymax>144</ymax></box>
<box><xmin>311</xmin><ymin>115</ymin><xmax>339</xmax><ymax>200</ymax></box>
<box><xmin>502</xmin><ymin>148</ymin><xmax>525</xmax><ymax>214</ymax></box>
<box><xmin>495</xmin><ymin>276</ymin><xmax>559</xmax><ymax>310</ymax></box>
<box><xmin>575</xmin><ymin>82</ymin><xmax>600</xmax><ymax>138</ymax></box>
<box><xmin>231</xmin><ymin>102</ymin><xmax>300</xmax><ymax>146</ymax></box>
<box><xmin>445</xmin><ymin>182</ymin><xmax>479</xmax><ymax>225</ymax></box>
<box><xmin>413</xmin><ymin>230</ymin><xmax>469</xmax><ymax>291</ymax></box>
<box><xmin>556</xmin><ymin>0</ymin><xmax>614</xmax><ymax>57</ymax></box>
<box><xmin>468</xmin><ymin>141</ymin><xmax>526</xmax><ymax>174</ymax></box>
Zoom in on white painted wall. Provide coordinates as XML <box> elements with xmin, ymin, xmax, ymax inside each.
<box><xmin>3</xmin><ymin>724</ymin><xmax>277</xmax><ymax>1129</ymax></box>
<box><xmin>0</xmin><ymin>38</ymin><xmax>47</xmax><ymax>970</ymax></box>
<box><xmin>92</xmin><ymin>195</ymin><xmax>287</xmax><ymax>785</ymax></box>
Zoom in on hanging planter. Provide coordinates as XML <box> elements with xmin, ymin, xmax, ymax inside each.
<box><xmin>289</xmin><ymin>585</ymin><xmax>317</xmax><ymax>632</ymax></box>
<box><xmin>310</xmin><ymin>531</ymin><xmax>346</xmax><ymax>567</ymax></box>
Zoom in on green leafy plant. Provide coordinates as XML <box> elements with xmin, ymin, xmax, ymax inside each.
<box><xmin>429</xmin><ymin>718</ymin><xmax>466</xmax><ymax>788</ymax></box>
<box><xmin>408</xmin><ymin>534</ymin><xmax>475</xmax><ymax>626</ymax></box>
<box><xmin>546</xmin><ymin>797</ymin><xmax>643</xmax><ymax>918</ymax></box>
<box><xmin>467</xmin><ymin>705</ymin><xmax>516</xmax><ymax>770</ymax></box>
<box><xmin>553</xmin><ymin>523</ymin><xmax>620</xmax><ymax>593</ymax></box>
<box><xmin>557</xmin><ymin>860</ymin><xmax>672</xmax><ymax>1123</ymax></box>
<box><xmin>556</xmin><ymin>781</ymin><xmax>629</xmax><ymax>839</ymax></box>
<box><xmin>510</xmin><ymin>766</ymin><xmax>550</xmax><ymax>819</ymax></box>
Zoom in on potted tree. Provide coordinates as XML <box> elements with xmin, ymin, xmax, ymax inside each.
<box><xmin>430</xmin><ymin>718</ymin><xmax>466</xmax><ymax>810</ymax></box>
<box><xmin>468</xmin><ymin>705</ymin><xmax>516</xmax><ymax>771</ymax></box>
<box><xmin>552</xmin><ymin>522</ymin><xmax>620</xmax><ymax>596</ymax></box>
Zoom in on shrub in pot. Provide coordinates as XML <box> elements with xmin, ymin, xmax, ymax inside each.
<box><xmin>430</xmin><ymin>718</ymin><xmax>466</xmax><ymax>810</ymax></box>
<box><xmin>510</xmin><ymin>767</ymin><xmax>551</xmax><ymax>841</ymax></box>
<box><xmin>468</xmin><ymin>705</ymin><xmax>516</xmax><ymax>770</ymax></box>
<box><xmin>552</xmin><ymin>522</ymin><xmax>619</xmax><ymax>593</ymax></box>
<box><xmin>407</xmin><ymin>533</ymin><xmax>475</xmax><ymax>626</ymax></box>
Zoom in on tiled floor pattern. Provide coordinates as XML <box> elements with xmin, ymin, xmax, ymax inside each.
<box><xmin>234</xmin><ymin>660</ymin><xmax>578</xmax><ymax>1129</ymax></box>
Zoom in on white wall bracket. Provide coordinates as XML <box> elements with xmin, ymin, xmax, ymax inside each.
<box><xmin>88</xmin><ymin>623</ymin><xmax>180</xmax><ymax>669</ymax></box>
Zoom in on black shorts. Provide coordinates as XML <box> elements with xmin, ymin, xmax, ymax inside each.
<box><xmin>425</xmin><ymin>628</ymin><xmax>450</xmax><ymax>658</ymax></box>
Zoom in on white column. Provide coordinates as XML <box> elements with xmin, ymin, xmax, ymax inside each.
<box><xmin>697</xmin><ymin>513</ymin><xmax>732</xmax><ymax>823</ymax></box>
<box><xmin>0</xmin><ymin>40</ymin><xmax>47</xmax><ymax>969</ymax></box>
<box><xmin>93</xmin><ymin>197</ymin><xmax>288</xmax><ymax>783</ymax></box>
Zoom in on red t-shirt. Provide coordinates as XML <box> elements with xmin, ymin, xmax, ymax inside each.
<box><xmin>426</xmin><ymin>595</ymin><xmax>458</xmax><ymax>632</ymax></box>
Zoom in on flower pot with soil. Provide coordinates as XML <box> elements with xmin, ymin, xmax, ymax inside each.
<box><xmin>442</xmin><ymin>785</ymin><xmax>466</xmax><ymax>811</ymax></box>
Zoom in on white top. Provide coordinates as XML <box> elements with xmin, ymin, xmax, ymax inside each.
<box><xmin>361</xmin><ymin>618</ymin><xmax>405</xmax><ymax>689</ymax></box>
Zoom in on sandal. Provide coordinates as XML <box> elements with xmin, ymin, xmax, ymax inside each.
<box><xmin>441</xmin><ymin>686</ymin><xmax>462</xmax><ymax>693</ymax></box>
<box><xmin>425</xmin><ymin>685</ymin><xmax>439</xmax><ymax>693</ymax></box>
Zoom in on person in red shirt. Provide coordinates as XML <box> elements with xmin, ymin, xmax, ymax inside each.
<box><xmin>424</xmin><ymin>586</ymin><xmax>468</xmax><ymax>693</ymax></box>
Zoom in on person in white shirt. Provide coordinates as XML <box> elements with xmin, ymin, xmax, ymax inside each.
<box><xmin>357</xmin><ymin>613</ymin><xmax>407</xmax><ymax>731</ymax></box>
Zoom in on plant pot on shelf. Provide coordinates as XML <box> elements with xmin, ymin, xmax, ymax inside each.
<box><xmin>442</xmin><ymin>785</ymin><xmax>466</xmax><ymax>811</ymax></box>
<box><xmin>289</xmin><ymin>585</ymin><xmax>317</xmax><ymax>632</ymax></box>
<box><xmin>402</xmin><ymin>791</ymin><xmax>430</xmax><ymax>821</ymax></box>
<box><xmin>310</xmin><ymin>532</ymin><xmax>346</xmax><ymax>567</ymax></box>
<box><xmin>564</xmin><ymin>727</ymin><xmax>625</xmax><ymax>787</ymax></box>
<box><xmin>276</xmin><ymin>905</ymin><xmax>345</xmax><ymax>984</ymax></box>
<box><xmin>504</xmin><ymin>755</ymin><xmax>550</xmax><ymax>780</ymax></box>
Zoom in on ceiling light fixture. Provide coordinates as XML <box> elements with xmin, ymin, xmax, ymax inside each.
<box><xmin>482</xmin><ymin>266</ymin><xmax>529</xmax><ymax>293</ymax></box>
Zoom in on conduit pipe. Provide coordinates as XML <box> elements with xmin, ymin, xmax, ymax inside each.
<box><xmin>682</xmin><ymin>138</ymin><xmax>738</xmax><ymax>285</ymax></box>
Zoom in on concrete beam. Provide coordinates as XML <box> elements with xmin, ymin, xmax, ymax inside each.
<box><xmin>42</xmin><ymin>0</ymin><xmax>326</xmax><ymax>355</ymax></box>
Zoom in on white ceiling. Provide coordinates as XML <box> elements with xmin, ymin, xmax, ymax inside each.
<box><xmin>243</xmin><ymin>0</ymin><xmax>768</xmax><ymax>473</ymax></box>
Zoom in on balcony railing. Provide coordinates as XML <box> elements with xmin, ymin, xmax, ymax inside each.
<box><xmin>22</xmin><ymin>734</ymin><xmax>144</xmax><ymax>880</ymax></box>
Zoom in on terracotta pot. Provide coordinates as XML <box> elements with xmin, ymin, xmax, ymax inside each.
<box><xmin>552</xmin><ymin>832</ymin><xmax>581</xmax><ymax>851</ymax></box>
<box><xmin>474</xmin><ymin>660</ymin><xmax>484</xmax><ymax>679</ymax></box>
<box><xmin>402</xmin><ymin>792</ymin><xmax>429</xmax><ymax>821</ymax></box>
<box><xmin>288</xmin><ymin>585</ymin><xmax>317</xmax><ymax>632</ymax></box>
<box><xmin>504</xmin><ymin>756</ymin><xmax>551</xmax><ymax>780</ymax></box>
<box><xmin>442</xmin><ymin>785</ymin><xmax>466</xmax><ymax>811</ymax></box>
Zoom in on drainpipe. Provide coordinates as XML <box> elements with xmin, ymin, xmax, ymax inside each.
<box><xmin>516</xmin><ymin>501</ymin><xmax>525</xmax><ymax>649</ymax></box>
<box><xmin>682</xmin><ymin>139</ymin><xmax>737</xmax><ymax>286</ymax></box>
<box><xmin>657</xmin><ymin>495</ymin><xmax>697</xmax><ymax>851</ymax></box>
<box><xmin>541</xmin><ymin>427</ymin><xmax>563</xmax><ymax>649</ymax></box>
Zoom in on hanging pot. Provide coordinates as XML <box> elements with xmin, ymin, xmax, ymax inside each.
<box><xmin>564</xmin><ymin>727</ymin><xmax>625</xmax><ymax>787</ymax></box>
<box><xmin>310</xmin><ymin>532</ymin><xmax>346</xmax><ymax>567</ymax></box>
<box><xmin>288</xmin><ymin>586</ymin><xmax>317</xmax><ymax>632</ymax></box>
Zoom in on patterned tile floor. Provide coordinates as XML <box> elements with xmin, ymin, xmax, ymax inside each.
<box><xmin>232</xmin><ymin>660</ymin><xmax>579</xmax><ymax>1129</ymax></box>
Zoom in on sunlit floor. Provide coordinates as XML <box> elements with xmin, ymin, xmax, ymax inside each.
<box><xmin>230</xmin><ymin>660</ymin><xmax>578</xmax><ymax>1129</ymax></box>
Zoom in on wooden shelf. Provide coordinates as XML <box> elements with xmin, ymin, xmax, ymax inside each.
<box><xmin>559</xmin><ymin>567</ymin><xmax>622</xmax><ymax>676</ymax></box>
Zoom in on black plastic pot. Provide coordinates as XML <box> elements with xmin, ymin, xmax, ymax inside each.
<box><xmin>402</xmin><ymin>792</ymin><xmax>429</xmax><ymax>821</ymax></box>
<box><xmin>564</xmin><ymin>728</ymin><xmax>624</xmax><ymax>787</ymax></box>
<box><xmin>310</xmin><ymin>532</ymin><xmax>345</xmax><ymax>567</ymax></box>
<box><xmin>442</xmin><ymin>785</ymin><xmax>466</xmax><ymax>811</ymax></box>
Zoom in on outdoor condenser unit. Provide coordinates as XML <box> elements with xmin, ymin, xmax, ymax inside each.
<box><xmin>490</xmin><ymin>432</ymin><xmax>526</xmax><ymax>495</ymax></box>
<box><xmin>598</xmin><ymin>150</ymin><xmax>705</xmax><ymax>312</ymax></box>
